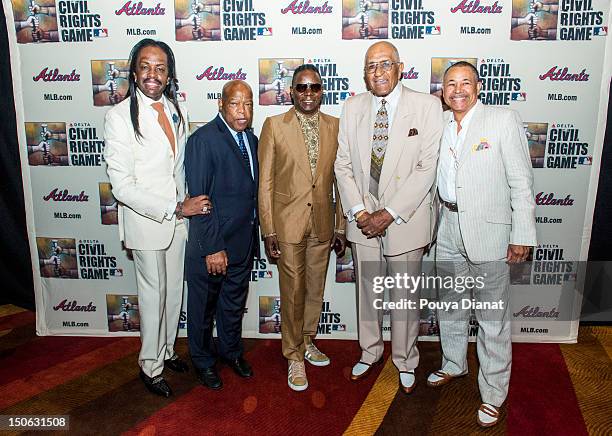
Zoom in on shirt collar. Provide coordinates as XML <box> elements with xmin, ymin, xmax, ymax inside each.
<box><xmin>295</xmin><ymin>109</ymin><xmax>319</xmax><ymax>123</ymax></box>
<box><xmin>137</xmin><ymin>88</ymin><xmax>167</xmax><ymax>109</ymax></box>
<box><xmin>372</xmin><ymin>82</ymin><xmax>402</xmax><ymax>108</ymax></box>
<box><xmin>219</xmin><ymin>113</ymin><xmax>247</xmax><ymax>139</ymax></box>
<box><xmin>449</xmin><ymin>101</ymin><xmax>478</xmax><ymax>129</ymax></box>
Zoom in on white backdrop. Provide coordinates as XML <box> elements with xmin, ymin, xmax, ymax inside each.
<box><xmin>4</xmin><ymin>0</ymin><xmax>611</xmax><ymax>343</ymax></box>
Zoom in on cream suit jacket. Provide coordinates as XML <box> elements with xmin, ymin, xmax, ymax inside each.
<box><xmin>335</xmin><ymin>85</ymin><xmax>443</xmax><ymax>256</ymax></box>
<box><xmin>104</xmin><ymin>94</ymin><xmax>187</xmax><ymax>251</ymax></box>
<box><xmin>441</xmin><ymin>101</ymin><xmax>537</xmax><ymax>261</ymax></box>
<box><xmin>258</xmin><ymin>108</ymin><xmax>345</xmax><ymax>244</ymax></box>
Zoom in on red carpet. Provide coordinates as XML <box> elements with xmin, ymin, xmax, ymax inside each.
<box><xmin>0</xmin><ymin>305</ymin><xmax>610</xmax><ymax>435</ymax></box>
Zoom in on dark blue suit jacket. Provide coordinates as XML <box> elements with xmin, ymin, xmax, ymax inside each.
<box><xmin>185</xmin><ymin>114</ymin><xmax>259</xmax><ymax>265</ymax></box>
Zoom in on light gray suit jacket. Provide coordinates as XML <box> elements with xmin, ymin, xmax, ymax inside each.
<box><xmin>442</xmin><ymin>101</ymin><xmax>537</xmax><ymax>261</ymax></box>
<box><xmin>335</xmin><ymin>85</ymin><xmax>443</xmax><ymax>256</ymax></box>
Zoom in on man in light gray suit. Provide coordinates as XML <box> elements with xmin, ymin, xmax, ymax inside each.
<box><xmin>335</xmin><ymin>41</ymin><xmax>443</xmax><ymax>394</ymax></box>
<box><xmin>427</xmin><ymin>62</ymin><xmax>536</xmax><ymax>427</ymax></box>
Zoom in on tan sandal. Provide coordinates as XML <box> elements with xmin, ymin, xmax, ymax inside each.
<box><xmin>477</xmin><ymin>403</ymin><xmax>500</xmax><ymax>427</ymax></box>
<box><xmin>426</xmin><ymin>370</ymin><xmax>467</xmax><ymax>387</ymax></box>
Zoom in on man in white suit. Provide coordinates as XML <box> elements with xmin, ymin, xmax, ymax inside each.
<box><xmin>335</xmin><ymin>41</ymin><xmax>443</xmax><ymax>394</ymax></box>
<box><xmin>427</xmin><ymin>61</ymin><xmax>536</xmax><ymax>427</ymax></box>
<box><xmin>104</xmin><ymin>39</ymin><xmax>210</xmax><ymax>398</ymax></box>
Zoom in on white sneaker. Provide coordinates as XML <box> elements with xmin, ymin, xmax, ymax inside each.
<box><xmin>288</xmin><ymin>360</ymin><xmax>308</xmax><ymax>392</ymax></box>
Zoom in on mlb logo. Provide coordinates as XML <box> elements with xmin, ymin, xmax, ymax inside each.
<box><xmin>594</xmin><ymin>26</ymin><xmax>608</xmax><ymax>36</ymax></box>
<box><xmin>340</xmin><ymin>91</ymin><xmax>355</xmax><ymax>101</ymax></box>
<box><xmin>332</xmin><ymin>324</ymin><xmax>346</xmax><ymax>332</ymax></box>
<box><xmin>512</xmin><ymin>92</ymin><xmax>527</xmax><ymax>101</ymax></box>
<box><xmin>260</xmin><ymin>271</ymin><xmax>273</xmax><ymax>279</ymax></box>
<box><xmin>94</xmin><ymin>28</ymin><xmax>109</xmax><ymax>38</ymax></box>
<box><xmin>426</xmin><ymin>26</ymin><xmax>441</xmax><ymax>35</ymax></box>
<box><xmin>257</xmin><ymin>27</ymin><xmax>273</xmax><ymax>36</ymax></box>
<box><xmin>578</xmin><ymin>156</ymin><xmax>593</xmax><ymax>165</ymax></box>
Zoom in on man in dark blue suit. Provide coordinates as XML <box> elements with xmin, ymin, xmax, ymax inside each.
<box><xmin>185</xmin><ymin>80</ymin><xmax>259</xmax><ymax>390</ymax></box>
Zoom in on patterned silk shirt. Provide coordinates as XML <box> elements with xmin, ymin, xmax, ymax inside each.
<box><xmin>295</xmin><ymin>110</ymin><xmax>320</xmax><ymax>178</ymax></box>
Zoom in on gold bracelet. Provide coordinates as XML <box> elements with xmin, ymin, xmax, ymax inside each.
<box><xmin>354</xmin><ymin>210</ymin><xmax>366</xmax><ymax>221</ymax></box>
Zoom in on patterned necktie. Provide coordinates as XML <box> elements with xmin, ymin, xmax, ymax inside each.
<box><xmin>369</xmin><ymin>99</ymin><xmax>388</xmax><ymax>199</ymax></box>
<box><xmin>236</xmin><ymin>131</ymin><xmax>250</xmax><ymax>166</ymax></box>
<box><xmin>151</xmin><ymin>102</ymin><xmax>175</xmax><ymax>155</ymax></box>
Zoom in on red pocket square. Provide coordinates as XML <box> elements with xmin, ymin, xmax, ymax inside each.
<box><xmin>408</xmin><ymin>128</ymin><xmax>418</xmax><ymax>137</ymax></box>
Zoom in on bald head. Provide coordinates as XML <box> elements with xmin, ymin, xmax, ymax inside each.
<box><xmin>218</xmin><ymin>80</ymin><xmax>253</xmax><ymax>132</ymax></box>
<box><xmin>221</xmin><ymin>80</ymin><xmax>252</xmax><ymax>101</ymax></box>
<box><xmin>364</xmin><ymin>41</ymin><xmax>400</xmax><ymax>64</ymax></box>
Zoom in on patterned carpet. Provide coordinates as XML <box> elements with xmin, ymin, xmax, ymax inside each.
<box><xmin>0</xmin><ymin>305</ymin><xmax>610</xmax><ymax>435</ymax></box>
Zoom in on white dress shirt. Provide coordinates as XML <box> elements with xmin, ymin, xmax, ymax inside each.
<box><xmin>348</xmin><ymin>83</ymin><xmax>403</xmax><ymax>224</ymax></box>
<box><xmin>437</xmin><ymin>104</ymin><xmax>477</xmax><ymax>204</ymax></box>
<box><xmin>220</xmin><ymin>115</ymin><xmax>254</xmax><ymax>179</ymax></box>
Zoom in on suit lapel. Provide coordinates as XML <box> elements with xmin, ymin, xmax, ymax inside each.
<box><xmin>282</xmin><ymin>108</ymin><xmax>312</xmax><ymax>180</ymax></box>
<box><xmin>247</xmin><ymin>128</ymin><xmax>258</xmax><ymax>186</ymax></box>
<box><xmin>167</xmin><ymin>102</ymin><xmax>182</xmax><ymax>159</ymax></box>
<box><xmin>458</xmin><ymin>101</ymin><xmax>484</xmax><ymax>168</ymax></box>
<box><xmin>314</xmin><ymin>112</ymin><xmax>333</xmax><ymax>183</ymax></box>
<box><xmin>357</xmin><ymin>99</ymin><xmax>373</xmax><ymax>182</ymax></box>
<box><xmin>379</xmin><ymin>86</ymin><xmax>415</xmax><ymax>196</ymax></box>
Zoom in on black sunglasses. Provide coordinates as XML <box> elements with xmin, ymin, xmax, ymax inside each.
<box><xmin>293</xmin><ymin>83</ymin><xmax>322</xmax><ymax>93</ymax></box>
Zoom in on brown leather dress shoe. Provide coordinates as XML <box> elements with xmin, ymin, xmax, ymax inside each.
<box><xmin>350</xmin><ymin>359</ymin><xmax>382</xmax><ymax>381</ymax></box>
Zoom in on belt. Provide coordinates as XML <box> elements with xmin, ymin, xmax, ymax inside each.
<box><xmin>441</xmin><ymin>200</ymin><xmax>458</xmax><ymax>212</ymax></box>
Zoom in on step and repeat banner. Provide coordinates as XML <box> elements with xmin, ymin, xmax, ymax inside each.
<box><xmin>4</xmin><ymin>0</ymin><xmax>611</xmax><ymax>342</ymax></box>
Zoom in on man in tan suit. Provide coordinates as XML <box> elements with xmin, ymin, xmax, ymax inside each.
<box><xmin>335</xmin><ymin>42</ymin><xmax>443</xmax><ymax>393</ymax></box>
<box><xmin>259</xmin><ymin>64</ymin><xmax>346</xmax><ymax>391</ymax></box>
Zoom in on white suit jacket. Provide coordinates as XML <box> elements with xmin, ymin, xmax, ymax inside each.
<box><xmin>335</xmin><ymin>85</ymin><xmax>443</xmax><ymax>256</ymax></box>
<box><xmin>104</xmin><ymin>92</ymin><xmax>187</xmax><ymax>251</ymax></box>
<box><xmin>443</xmin><ymin>101</ymin><xmax>537</xmax><ymax>261</ymax></box>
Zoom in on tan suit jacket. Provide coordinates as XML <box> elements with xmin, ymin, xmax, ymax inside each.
<box><xmin>335</xmin><ymin>85</ymin><xmax>443</xmax><ymax>256</ymax></box>
<box><xmin>258</xmin><ymin>108</ymin><xmax>345</xmax><ymax>244</ymax></box>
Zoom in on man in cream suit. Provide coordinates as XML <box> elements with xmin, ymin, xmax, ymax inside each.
<box><xmin>427</xmin><ymin>62</ymin><xmax>536</xmax><ymax>427</ymax></box>
<box><xmin>335</xmin><ymin>41</ymin><xmax>443</xmax><ymax>393</ymax></box>
<box><xmin>104</xmin><ymin>39</ymin><xmax>210</xmax><ymax>398</ymax></box>
<box><xmin>258</xmin><ymin>64</ymin><xmax>346</xmax><ymax>391</ymax></box>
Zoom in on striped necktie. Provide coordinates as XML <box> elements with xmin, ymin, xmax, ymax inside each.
<box><xmin>236</xmin><ymin>131</ymin><xmax>250</xmax><ymax>166</ymax></box>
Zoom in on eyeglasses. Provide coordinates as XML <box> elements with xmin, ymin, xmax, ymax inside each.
<box><xmin>364</xmin><ymin>60</ymin><xmax>399</xmax><ymax>74</ymax></box>
<box><xmin>293</xmin><ymin>83</ymin><xmax>322</xmax><ymax>93</ymax></box>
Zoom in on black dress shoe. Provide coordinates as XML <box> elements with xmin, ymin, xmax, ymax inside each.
<box><xmin>197</xmin><ymin>366</ymin><xmax>223</xmax><ymax>390</ymax></box>
<box><xmin>225</xmin><ymin>357</ymin><xmax>253</xmax><ymax>378</ymax></box>
<box><xmin>165</xmin><ymin>356</ymin><xmax>189</xmax><ymax>373</ymax></box>
<box><xmin>139</xmin><ymin>370</ymin><xmax>172</xmax><ymax>398</ymax></box>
